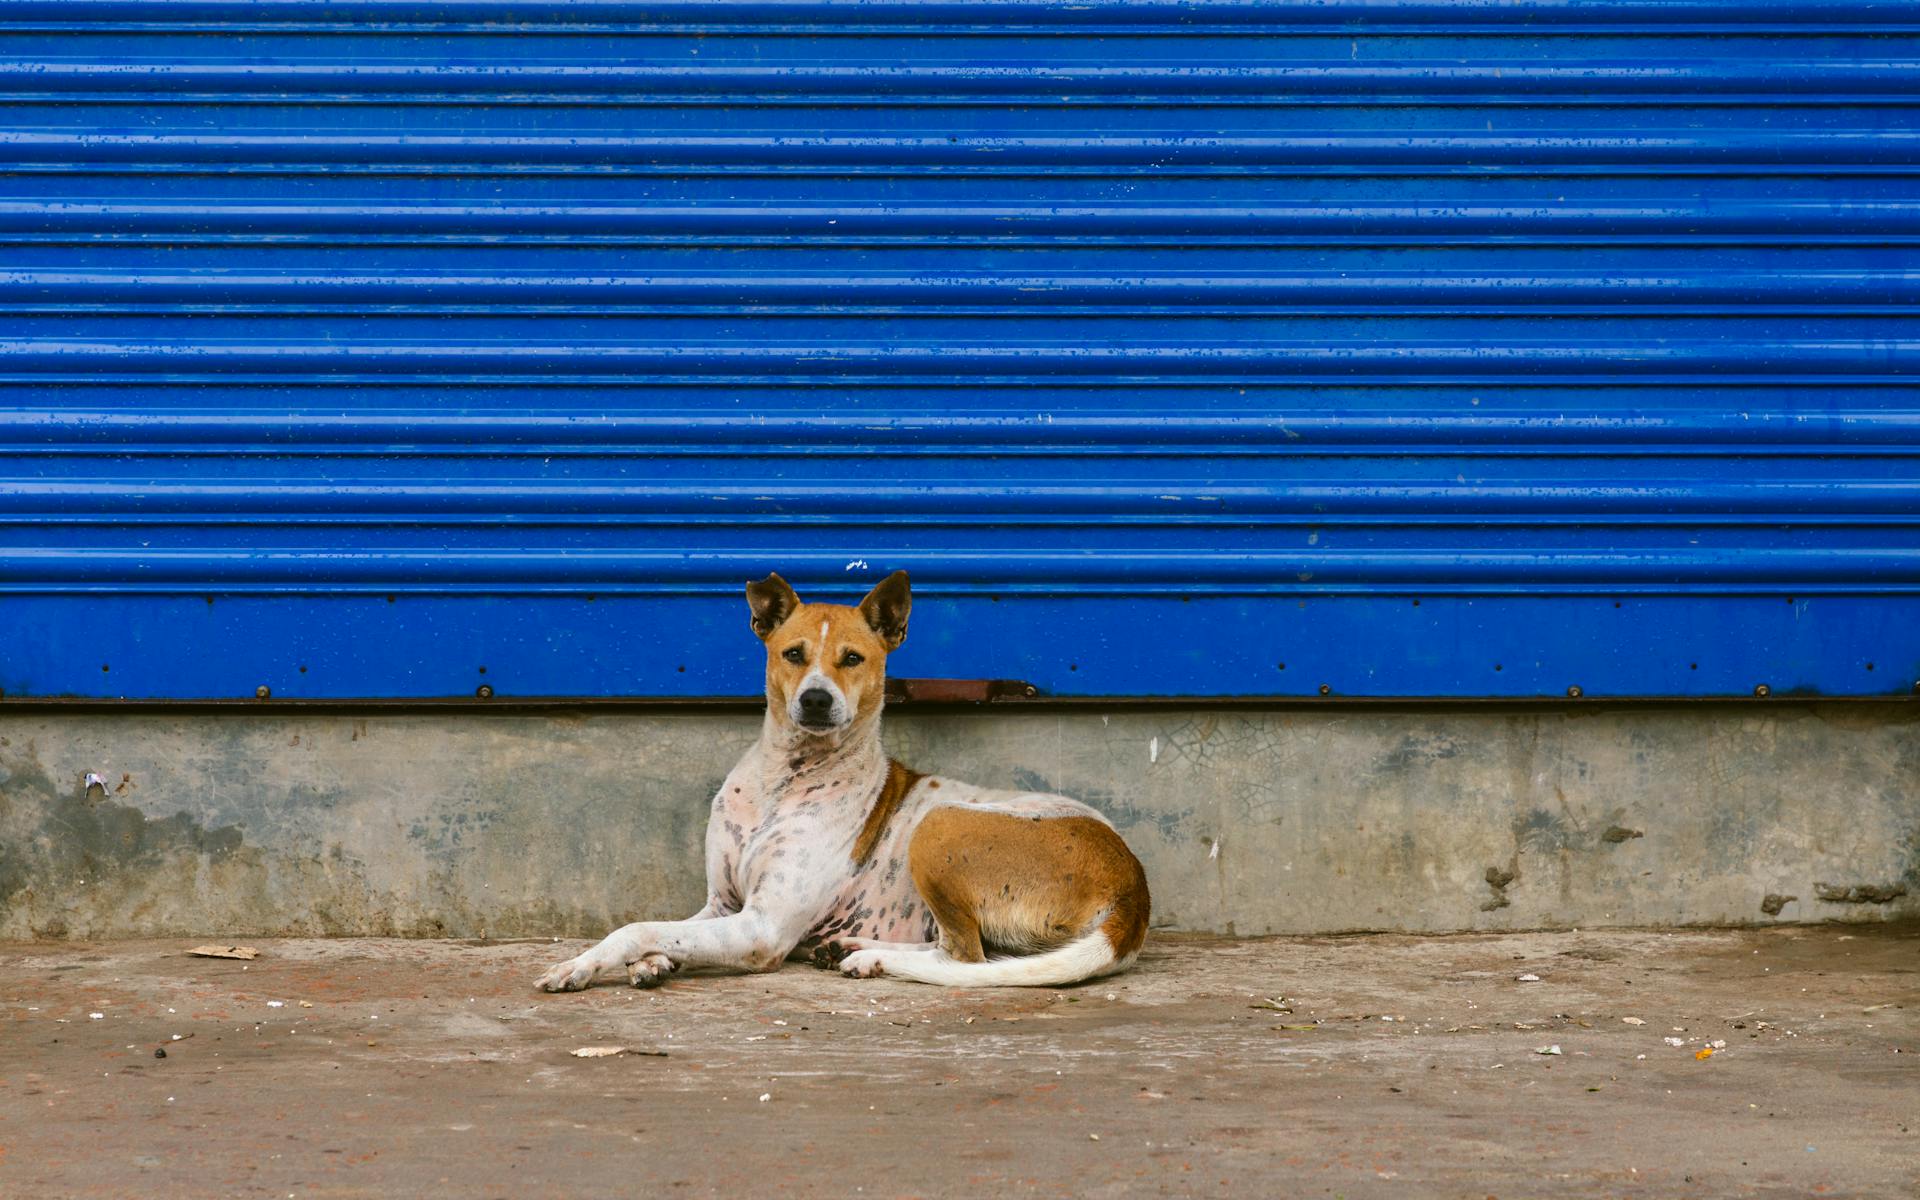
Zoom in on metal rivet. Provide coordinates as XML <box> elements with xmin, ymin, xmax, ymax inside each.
<box><xmin>476</xmin><ymin>684</ymin><xmax>494</xmax><ymax>700</ymax></box>
<box><xmin>1567</xmin><ymin>685</ymin><xmax>1583</xmax><ymax>699</ymax></box>
<box><xmin>254</xmin><ymin>685</ymin><xmax>270</xmax><ymax>700</ymax></box>
<box><xmin>1023</xmin><ymin>685</ymin><xmax>1037</xmax><ymax>697</ymax></box>
<box><xmin>1317</xmin><ymin>683</ymin><xmax>1331</xmax><ymax>696</ymax></box>
<box><xmin>1754</xmin><ymin>683</ymin><xmax>1771</xmax><ymax>698</ymax></box>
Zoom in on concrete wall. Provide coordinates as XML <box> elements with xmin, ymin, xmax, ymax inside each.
<box><xmin>1</xmin><ymin>704</ymin><xmax>1914</xmax><ymax>941</ymax></box>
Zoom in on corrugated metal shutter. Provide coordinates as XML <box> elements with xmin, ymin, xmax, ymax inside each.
<box><xmin>1</xmin><ymin>0</ymin><xmax>1915</xmax><ymax>701</ymax></box>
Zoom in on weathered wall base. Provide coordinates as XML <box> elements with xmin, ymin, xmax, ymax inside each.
<box><xmin>1</xmin><ymin>706</ymin><xmax>1914</xmax><ymax>940</ymax></box>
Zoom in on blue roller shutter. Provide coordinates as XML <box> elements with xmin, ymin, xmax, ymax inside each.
<box><xmin>0</xmin><ymin>1</ymin><xmax>1915</xmax><ymax>701</ymax></box>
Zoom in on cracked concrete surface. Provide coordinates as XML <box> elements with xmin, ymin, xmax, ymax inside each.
<box><xmin>3</xmin><ymin>926</ymin><xmax>1915</xmax><ymax>1197</ymax></box>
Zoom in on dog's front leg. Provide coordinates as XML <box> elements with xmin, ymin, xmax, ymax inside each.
<box><xmin>535</xmin><ymin>907</ymin><xmax>795</xmax><ymax>992</ymax></box>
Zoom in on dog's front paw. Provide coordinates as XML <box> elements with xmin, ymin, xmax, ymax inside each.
<box><xmin>627</xmin><ymin>952</ymin><xmax>676</xmax><ymax>989</ymax></box>
<box><xmin>810</xmin><ymin>940</ymin><xmax>851</xmax><ymax>970</ymax></box>
<box><xmin>535</xmin><ymin>955</ymin><xmax>600</xmax><ymax>993</ymax></box>
<box><xmin>813</xmin><ymin>936</ymin><xmax>895</xmax><ymax>969</ymax></box>
<box><xmin>839</xmin><ymin>949</ymin><xmax>887</xmax><ymax>979</ymax></box>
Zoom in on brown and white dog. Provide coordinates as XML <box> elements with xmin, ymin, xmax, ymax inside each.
<box><xmin>535</xmin><ymin>571</ymin><xmax>1149</xmax><ymax>991</ymax></box>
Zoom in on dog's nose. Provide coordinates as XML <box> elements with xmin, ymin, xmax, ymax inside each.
<box><xmin>797</xmin><ymin>688</ymin><xmax>835</xmax><ymax>720</ymax></box>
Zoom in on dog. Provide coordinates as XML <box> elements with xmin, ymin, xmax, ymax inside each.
<box><xmin>535</xmin><ymin>570</ymin><xmax>1149</xmax><ymax>991</ymax></box>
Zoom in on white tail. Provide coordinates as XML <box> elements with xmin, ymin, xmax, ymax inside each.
<box><xmin>871</xmin><ymin>930</ymin><xmax>1127</xmax><ymax>988</ymax></box>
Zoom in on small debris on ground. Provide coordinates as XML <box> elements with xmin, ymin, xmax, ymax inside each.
<box><xmin>188</xmin><ymin>945</ymin><xmax>259</xmax><ymax>960</ymax></box>
<box><xmin>1517</xmin><ymin>974</ymin><xmax>1541</xmax><ymax>982</ymax></box>
<box><xmin>1536</xmin><ymin>1045</ymin><xmax>1563</xmax><ymax>1055</ymax></box>
<box><xmin>1622</xmin><ymin>1017</ymin><xmax>1647</xmax><ymax>1025</ymax></box>
<box><xmin>569</xmin><ymin>1045</ymin><xmax>668</xmax><ymax>1059</ymax></box>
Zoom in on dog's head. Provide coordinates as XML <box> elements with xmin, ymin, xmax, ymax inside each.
<box><xmin>745</xmin><ymin>570</ymin><xmax>909</xmax><ymax>738</ymax></box>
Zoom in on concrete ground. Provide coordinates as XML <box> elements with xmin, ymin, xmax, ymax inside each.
<box><xmin>1</xmin><ymin>928</ymin><xmax>1914</xmax><ymax>1199</ymax></box>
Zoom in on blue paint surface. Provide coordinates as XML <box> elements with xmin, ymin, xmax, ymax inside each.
<box><xmin>1</xmin><ymin>1</ymin><xmax>1916</xmax><ymax>700</ymax></box>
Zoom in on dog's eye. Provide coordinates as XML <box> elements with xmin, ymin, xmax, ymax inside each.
<box><xmin>782</xmin><ymin>647</ymin><xmax>805</xmax><ymax>665</ymax></box>
<box><xmin>840</xmin><ymin>651</ymin><xmax>865</xmax><ymax>668</ymax></box>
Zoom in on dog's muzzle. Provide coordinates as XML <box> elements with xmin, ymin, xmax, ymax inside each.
<box><xmin>796</xmin><ymin>687</ymin><xmax>838</xmax><ymax>729</ymax></box>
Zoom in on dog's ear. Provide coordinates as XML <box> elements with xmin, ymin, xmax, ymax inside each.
<box><xmin>857</xmin><ymin>570</ymin><xmax>911</xmax><ymax>651</ymax></box>
<box><xmin>746</xmin><ymin>573</ymin><xmax>801</xmax><ymax>641</ymax></box>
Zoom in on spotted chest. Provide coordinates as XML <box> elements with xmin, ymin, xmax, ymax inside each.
<box><xmin>710</xmin><ymin>794</ymin><xmax>848</xmax><ymax>911</ymax></box>
<box><xmin>800</xmin><ymin>768</ymin><xmax>949</xmax><ymax>947</ymax></box>
<box><xmin>803</xmin><ymin>843</ymin><xmax>937</xmax><ymax>947</ymax></box>
<box><xmin>704</xmin><ymin>750</ymin><xmax>901</xmax><ymax>919</ymax></box>
<box><xmin>711</xmin><ymin>755</ymin><xmax>937</xmax><ymax>948</ymax></box>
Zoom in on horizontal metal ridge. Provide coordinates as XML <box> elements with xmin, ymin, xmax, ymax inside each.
<box><xmin>19</xmin><ymin>238</ymin><xmax>1920</xmax><ymax>253</ymax></box>
<box><xmin>6</xmin><ymin>391</ymin><xmax>1917</xmax><ymax>447</ymax></box>
<box><xmin>3</xmin><ymin>131</ymin><xmax>1916</xmax><ymax>168</ymax></box>
<box><xmin>5</xmin><ymin>338</ymin><xmax>1916</xmax><ymax>376</ymax></box>
<box><xmin>10</xmin><ymin>376</ymin><xmax>1919</xmax><ymax>392</ymax></box>
<box><xmin>0</xmin><ymin>1</ymin><xmax>1911</xmax><ymax>28</ymax></box>
<box><xmin>6</xmin><ymin>63</ymin><xmax>1919</xmax><ymax>99</ymax></box>
<box><xmin>1</xmin><ymin>208</ymin><xmax>1917</xmax><ymax>242</ymax></box>
<box><xmin>3</xmin><ymin>444</ymin><xmax>1916</xmax><ymax>459</ymax></box>
<box><xmin>20</xmin><ymin>308</ymin><xmax>1913</xmax><ymax>321</ymax></box>
<box><xmin>17</xmin><ymin>96</ymin><xmax>1920</xmax><ymax>113</ymax></box>
<box><xmin>3</xmin><ymin>547</ymin><xmax>1917</xmax><ymax>587</ymax></box>
<box><xmin>17</xmin><ymin>167</ymin><xmax>1920</xmax><ymax>183</ymax></box>
<box><xmin>4</xmin><ymin>268</ymin><xmax>1914</xmax><ymax>308</ymax></box>
<box><xmin>3</xmin><ymin>482</ymin><xmax>1919</xmax><ymax>517</ymax></box>
<box><xmin>6</xmin><ymin>586</ymin><xmax>1918</xmax><ymax>603</ymax></box>
<box><xmin>10</xmin><ymin>517</ymin><xmax>1919</xmax><ymax>531</ymax></box>
<box><xmin>9</xmin><ymin>25</ymin><xmax>1919</xmax><ymax>39</ymax></box>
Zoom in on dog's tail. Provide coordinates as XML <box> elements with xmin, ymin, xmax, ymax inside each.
<box><xmin>871</xmin><ymin>928</ymin><xmax>1132</xmax><ymax>988</ymax></box>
